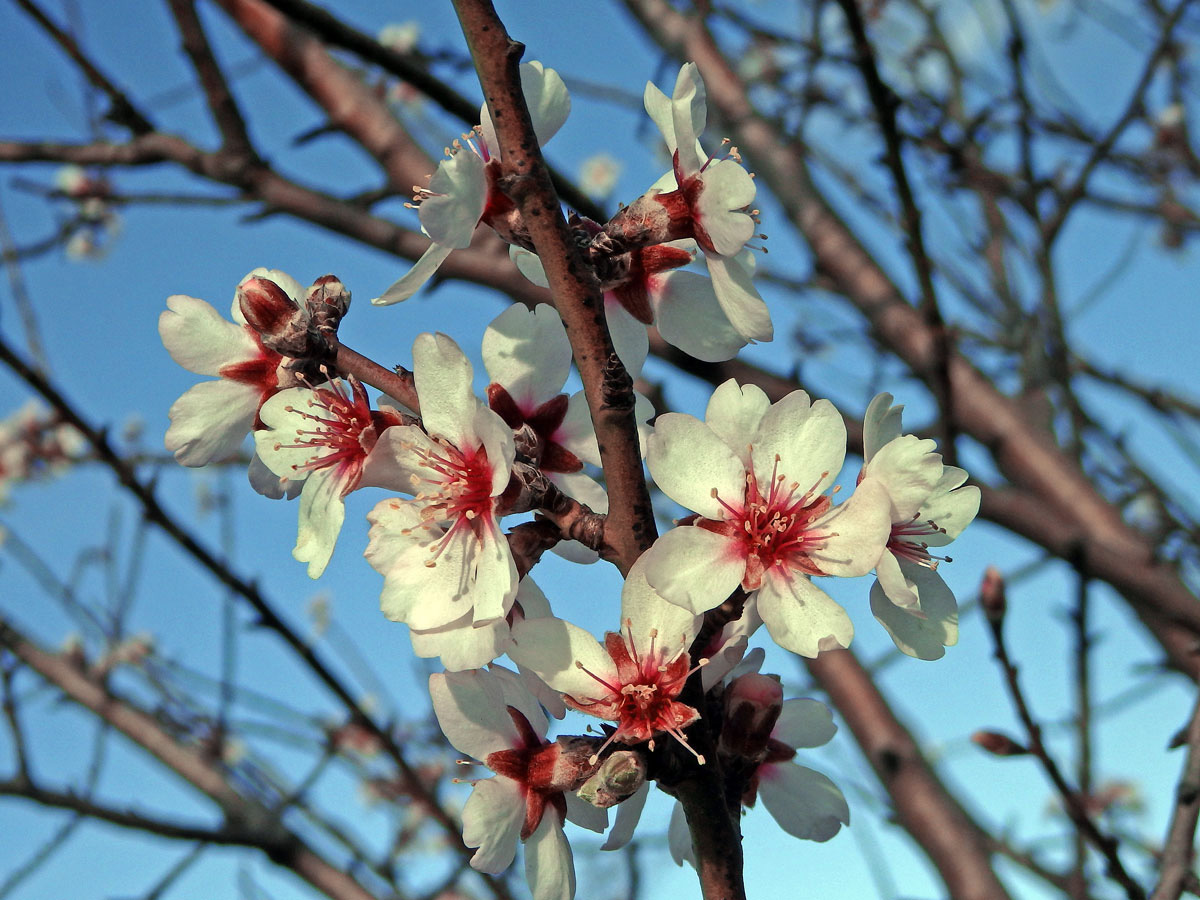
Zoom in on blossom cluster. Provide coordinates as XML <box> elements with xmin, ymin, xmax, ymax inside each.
<box><xmin>0</xmin><ymin>400</ymin><xmax>85</xmax><ymax>505</ymax></box>
<box><xmin>159</xmin><ymin>60</ymin><xmax>978</xmax><ymax>900</ymax></box>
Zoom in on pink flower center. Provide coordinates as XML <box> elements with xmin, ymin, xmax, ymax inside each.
<box><xmin>702</xmin><ymin>453</ymin><xmax>833</xmax><ymax>590</ymax></box>
<box><xmin>275</xmin><ymin>377</ymin><xmax>382</xmax><ymax>496</ymax></box>
<box><xmin>569</xmin><ymin>621</ymin><xmax>704</xmax><ymax>764</ymax></box>
<box><xmin>407</xmin><ymin>436</ymin><xmax>498</xmax><ymax>546</ymax></box>
<box><xmin>484</xmin><ymin>706</ymin><xmax>567</xmax><ymax>840</ymax></box>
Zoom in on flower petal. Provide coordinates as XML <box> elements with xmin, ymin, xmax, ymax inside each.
<box><xmin>757</xmin><ymin>574</ymin><xmax>854</xmax><ymax>658</ymax></box>
<box><xmin>482</xmin><ymin>304</ymin><xmax>571</xmax><ymax>410</ymax></box>
<box><xmin>864</xmin><ymin>434</ymin><xmax>943</xmax><ymax>521</ymax></box>
<box><xmin>480</xmin><ymin>61</ymin><xmax>571</xmax><ymax>151</ymax></box>
<box><xmin>703</xmin><ymin>253</ymin><xmax>773</xmax><ymax>343</ymax></box>
<box><xmin>652</xmin><ymin>270</ymin><xmax>748</xmax><ymax>363</ymax></box>
<box><xmin>773</xmin><ymin>698</ymin><xmax>837</xmax><ymax>749</ymax></box>
<box><xmin>809</xmin><ymin>477</ymin><xmax>892</xmax><ymax>578</ymax></box>
<box><xmin>372</xmin><ymin>241</ymin><xmax>455</xmax><ymax>306</ymax></box>
<box><xmin>870</xmin><ymin>565</ymin><xmax>958</xmax><ymax>660</ymax></box>
<box><xmin>508</xmin><ymin>617</ymin><xmax>615</xmax><ymax>699</ymax></box>
<box><xmin>600</xmin><ymin>781</ymin><xmax>649</xmax><ymax>851</ymax></box>
<box><xmin>647</xmin><ymin>413</ymin><xmax>745</xmax><ymax>518</ymax></box>
<box><xmin>642</xmin><ymin>525</ymin><xmax>746</xmax><ymax>615</ymax></box>
<box><xmin>620</xmin><ymin>553</ymin><xmax>703</xmax><ymax>647</ymax></box>
<box><xmin>704</xmin><ymin>378</ymin><xmax>770</xmax><ymax>461</ymax></box>
<box><xmin>759</xmin><ymin>762</ymin><xmax>849</xmax><ymax>841</ymax></box>
<box><xmin>863</xmin><ymin>392</ymin><xmax>904</xmax><ymax>462</ymax></box>
<box><xmin>412</xmin><ymin>332</ymin><xmax>478</xmax><ymax>446</ymax></box>
<box><xmin>165</xmin><ymin>378</ymin><xmax>259</xmax><ymax>467</ymax></box>
<box><xmin>462</xmin><ymin>776</ymin><xmax>524</xmax><ymax>873</ymax></box>
<box><xmin>292</xmin><ymin>466</ymin><xmax>345</xmax><ymax>579</ymax></box>
<box><xmin>605</xmin><ymin>301</ymin><xmax>649</xmax><ymax>376</ymax></box>
<box><xmin>160</xmin><ymin>295</ymin><xmax>258</xmax><ymax>375</ymax></box>
<box><xmin>753</xmin><ymin>395</ymin><xmax>843</xmax><ymax>497</ymax></box>
<box><xmin>419</xmin><ymin>149</ymin><xmax>488</xmax><ymax>248</ymax></box>
<box><xmin>523</xmin><ymin>810</ymin><xmax>575</xmax><ymax>900</ymax></box>
<box><xmin>429</xmin><ymin>669</ymin><xmax>520</xmax><ymax>760</ymax></box>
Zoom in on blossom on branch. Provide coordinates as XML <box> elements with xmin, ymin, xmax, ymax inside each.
<box><xmin>859</xmin><ymin>393</ymin><xmax>980</xmax><ymax>659</ymax></box>
<box><xmin>642</xmin><ymin>379</ymin><xmax>892</xmax><ymax>656</ymax></box>
<box><xmin>373</xmin><ymin>61</ymin><xmax>570</xmax><ymax>305</ymax></box>
<box><xmin>366</xmin><ymin>332</ymin><xmax>518</xmax><ymax>628</ymax></box>
<box><xmin>254</xmin><ymin>375</ymin><xmax>408</xmax><ymax>578</ymax></box>
<box><xmin>509</xmin><ymin>555</ymin><xmax>705</xmax><ymax>763</ymax></box>
<box><xmin>159</xmin><ymin>268</ymin><xmax>303</xmax><ymax>467</ymax></box>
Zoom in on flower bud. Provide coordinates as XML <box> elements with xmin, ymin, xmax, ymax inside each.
<box><xmin>720</xmin><ymin>672</ymin><xmax>783</xmax><ymax>760</ymax></box>
<box><xmin>971</xmin><ymin>730</ymin><xmax>1028</xmax><ymax>757</ymax></box>
<box><xmin>980</xmin><ymin>566</ymin><xmax>1006</xmax><ymax>624</ymax></box>
<box><xmin>237</xmin><ymin>276</ymin><xmax>309</xmax><ymax>355</ymax></box>
<box><xmin>306</xmin><ymin>274</ymin><xmax>351</xmax><ymax>335</ymax></box>
<box><xmin>575</xmin><ymin>750</ymin><xmax>646</xmax><ymax>809</ymax></box>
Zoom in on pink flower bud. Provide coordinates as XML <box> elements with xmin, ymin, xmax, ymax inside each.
<box><xmin>980</xmin><ymin>566</ymin><xmax>1006</xmax><ymax>624</ymax></box>
<box><xmin>721</xmin><ymin>672</ymin><xmax>783</xmax><ymax>759</ymax></box>
<box><xmin>238</xmin><ymin>276</ymin><xmax>301</xmax><ymax>338</ymax></box>
<box><xmin>971</xmin><ymin>730</ymin><xmax>1028</xmax><ymax>757</ymax></box>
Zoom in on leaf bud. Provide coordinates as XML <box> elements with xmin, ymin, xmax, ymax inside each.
<box><xmin>575</xmin><ymin>750</ymin><xmax>647</xmax><ymax>809</ymax></box>
<box><xmin>971</xmin><ymin>730</ymin><xmax>1029</xmax><ymax>757</ymax></box>
<box><xmin>720</xmin><ymin>671</ymin><xmax>783</xmax><ymax>760</ymax></box>
<box><xmin>980</xmin><ymin>566</ymin><xmax>1007</xmax><ymax>624</ymax></box>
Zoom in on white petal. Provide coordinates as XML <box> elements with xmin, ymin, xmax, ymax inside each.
<box><xmin>652</xmin><ymin>270</ymin><xmax>748</xmax><ymax>363</ymax></box>
<box><xmin>419</xmin><ymin>149</ymin><xmax>488</xmax><ymax>248</ymax></box>
<box><xmin>668</xmin><ymin>800</ymin><xmax>695</xmax><ymax>867</ymax></box>
<box><xmin>253</xmin><ymin>387</ymin><xmax>324</xmax><ymax>479</ymax></box>
<box><xmin>601</xmin><ymin>781</ymin><xmax>649</xmax><ymax>851</ymax></box>
<box><xmin>704</xmin><ymin>254</ymin><xmax>773</xmax><ymax>343</ymax></box>
<box><xmin>864</xmin><ymin>434</ymin><xmax>943</xmax><ymax>521</ymax></box>
<box><xmin>470</xmin><ymin>522</ymin><xmax>519</xmax><ymax>625</ymax></box>
<box><xmin>862</xmin><ymin>392</ymin><xmax>903</xmax><ymax>462</ymax></box>
<box><xmin>556</xmin><ymin>392</ymin><xmax>600</xmax><ymax>467</ymax></box>
<box><xmin>670</xmin><ymin>63</ymin><xmax>708</xmax><ymax>175</ymax></box>
<box><xmin>462</xmin><ymin>776</ymin><xmax>524</xmax><ymax>873</ymax></box>
<box><xmin>753</xmin><ymin>395</ymin><xmax>843</xmax><ymax>497</ymax></box>
<box><xmin>759</xmin><ymin>762</ymin><xmax>849</xmax><ymax>841</ymax></box>
<box><xmin>620</xmin><ymin>554</ymin><xmax>702</xmax><ymax>647</ymax></box>
<box><xmin>247</xmin><ymin>452</ymin><xmax>301</xmax><ymax>499</ymax></box>
<box><xmin>372</xmin><ymin>241</ymin><xmax>455</xmax><ymax>306</ymax></box>
<box><xmin>524</xmin><ymin>811</ymin><xmax>575</xmax><ymax>900</ymax></box>
<box><xmin>472</xmin><ymin>406</ymin><xmax>517</xmax><ymax>497</ymax></box>
<box><xmin>646</xmin><ymin>413</ymin><xmax>745</xmax><ymax>518</ymax></box>
<box><xmin>921</xmin><ymin>483</ymin><xmax>980</xmax><ymax>544</ymax></box>
<box><xmin>870</xmin><ymin>565</ymin><xmax>958</xmax><ymax>660</ymax></box>
<box><xmin>165</xmin><ymin>379</ymin><xmax>259</xmax><ymax>467</ymax></box>
<box><xmin>429</xmin><ymin>669</ymin><xmax>520</xmax><ymax>760</ymax></box>
<box><xmin>810</xmin><ymin>477</ymin><xmax>893</xmax><ymax>577</ymax></box>
<box><xmin>160</xmin><ymin>295</ymin><xmax>258</xmax><ymax>375</ymax></box>
<box><xmin>605</xmin><ymin>301</ymin><xmax>649</xmax><ymax>376</ymax></box>
<box><xmin>508</xmin><ymin>618</ymin><xmax>615</xmax><ymax>700</ymax></box>
<box><xmin>412</xmin><ymin>332</ymin><xmax>478</xmax><ymax>445</ymax></box>
<box><xmin>480</xmin><ymin>61</ymin><xmax>571</xmax><ymax>151</ymax></box>
<box><xmin>773</xmin><ymin>699</ymin><xmax>837</xmax><ymax>749</ymax></box>
<box><xmin>642</xmin><ymin>526</ymin><xmax>746</xmax><ymax>615</ymax></box>
<box><xmin>643</xmin><ymin>79</ymin><xmax>675</xmax><ymax>148</ymax></box>
<box><xmin>564</xmin><ymin>791</ymin><xmax>609</xmax><ymax>834</ymax></box>
<box><xmin>875</xmin><ymin>549</ymin><xmax>919</xmax><ymax>610</ymax></box>
<box><xmin>704</xmin><ymin>378</ymin><xmax>770</xmax><ymax>461</ymax></box>
<box><xmin>510</xmin><ymin>245</ymin><xmax>550</xmax><ymax>287</ymax></box>
<box><xmin>757</xmin><ymin>574</ymin><xmax>854</xmax><ymax>658</ymax></box>
<box><xmin>488</xmin><ymin>663</ymin><xmax>550</xmax><ymax>738</ymax></box>
<box><xmin>482</xmin><ymin>304</ymin><xmax>571</xmax><ymax>409</ymax></box>
<box><xmin>694</xmin><ymin>161</ymin><xmax>756</xmax><ymax>256</ymax></box>
<box><xmin>292</xmin><ymin>466</ymin><xmax>345</xmax><ymax>579</ymax></box>
<box><xmin>410</xmin><ymin>611</ymin><xmax>511</xmax><ymax>671</ymax></box>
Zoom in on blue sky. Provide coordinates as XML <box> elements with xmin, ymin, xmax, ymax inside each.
<box><xmin>1</xmin><ymin>1</ymin><xmax>1198</xmax><ymax>899</ymax></box>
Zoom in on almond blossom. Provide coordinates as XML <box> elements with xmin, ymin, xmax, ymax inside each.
<box><xmin>607</xmin><ymin>63</ymin><xmax>772</xmax><ymax>345</ymax></box>
<box><xmin>254</xmin><ymin>375</ymin><xmax>408</xmax><ymax>578</ymax></box>
<box><xmin>509</xmin><ymin>555</ymin><xmax>705</xmax><ymax>763</ymax></box>
<box><xmin>159</xmin><ymin>268</ymin><xmax>302</xmax><ymax>467</ymax></box>
<box><xmin>430</xmin><ymin>666</ymin><xmax>605</xmax><ymax>900</ymax></box>
<box><xmin>366</xmin><ymin>332</ymin><xmax>518</xmax><ymax>628</ymax></box>
<box><xmin>373</xmin><ymin>61</ymin><xmax>569</xmax><ymax>306</ymax></box>
<box><xmin>642</xmin><ymin>379</ymin><xmax>892</xmax><ymax>657</ymax></box>
<box><xmin>860</xmin><ymin>392</ymin><xmax>980</xmax><ymax>659</ymax></box>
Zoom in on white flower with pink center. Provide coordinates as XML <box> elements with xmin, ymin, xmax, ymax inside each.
<box><xmin>366</xmin><ymin>333</ymin><xmax>518</xmax><ymax>628</ymax></box>
<box><xmin>860</xmin><ymin>393</ymin><xmax>980</xmax><ymax>660</ymax></box>
<box><xmin>641</xmin><ymin>63</ymin><xmax>773</xmax><ymax>345</ymax></box>
<box><xmin>642</xmin><ymin>379</ymin><xmax>892</xmax><ymax>657</ymax></box>
<box><xmin>255</xmin><ymin>375</ymin><xmax>408</xmax><ymax>579</ymax></box>
<box><xmin>159</xmin><ymin>268</ymin><xmax>304</xmax><ymax>467</ymax></box>
<box><xmin>373</xmin><ymin>61</ymin><xmax>570</xmax><ymax>306</ymax></box>
<box><xmin>430</xmin><ymin>666</ymin><xmax>605</xmax><ymax>900</ymax></box>
<box><xmin>509</xmin><ymin>555</ymin><xmax>705</xmax><ymax>763</ymax></box>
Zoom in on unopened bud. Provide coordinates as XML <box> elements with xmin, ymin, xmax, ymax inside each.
<box><xmin>575</xmin><ymin>750</ymin><xmax>646</xmax><ymax>808</ymax></box>
<box><xmin>980</xmin><ymin>566</ymin><xmax>1006</xmax><ymax>624</ymax></box>
<box><xmin>237</xmin><ymin>276</ymin><xmax>309</xmax><ymax>355</ymax></box>
<box><xmin>971</xmin><ymin>730</ymin><xmax>1029</xmax><ymax>757</ymax></box>
<box><xmin>720</xmin><ymin>672</ymin><xmax>783</xmax><ymax>759</ymax></box>
<box><xmin>305</xmin><ymin>274</ymin><xmax>351</xmax><ymax>335</ymax></box>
